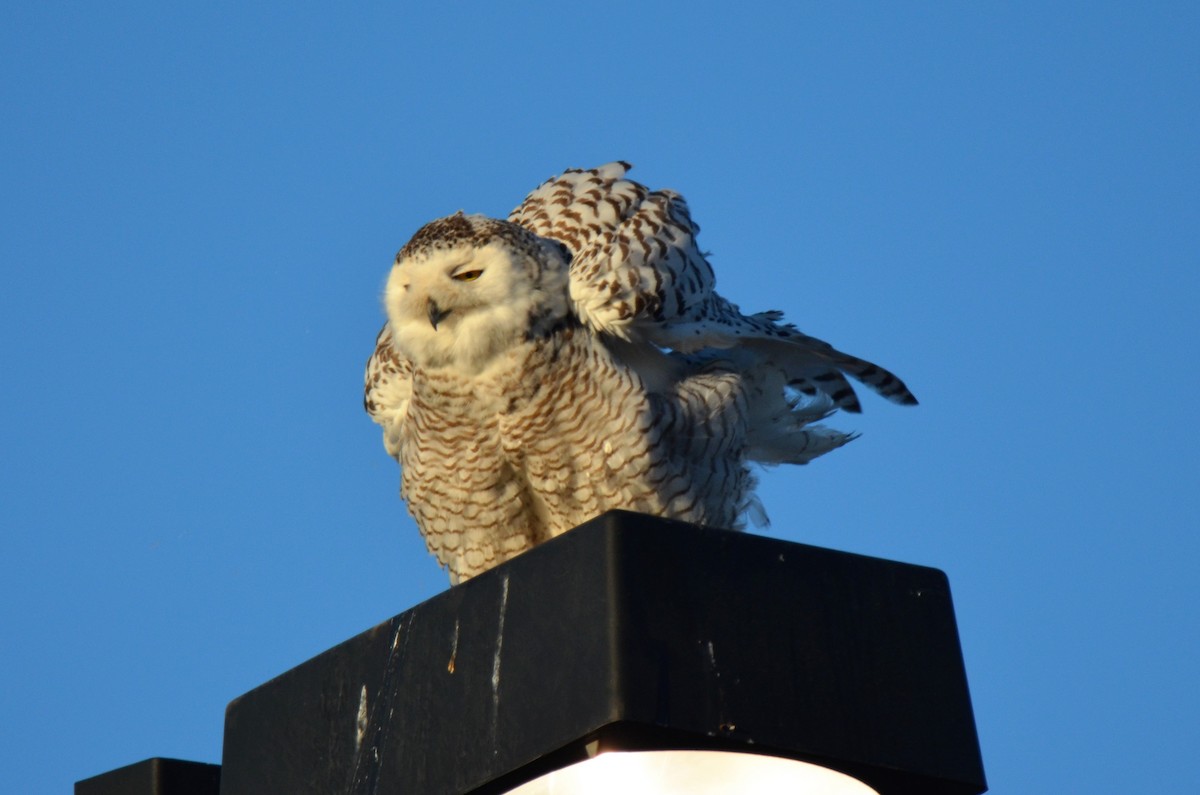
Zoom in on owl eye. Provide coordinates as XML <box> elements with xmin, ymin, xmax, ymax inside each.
<box><xmin>452</xmin><ymin>269</ymin><xmax>483</xmax><ymax>282</ymax></box>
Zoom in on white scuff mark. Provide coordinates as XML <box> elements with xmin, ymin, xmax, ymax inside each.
<box><xmin>348</xmin><ymin>615</ymin><xmax>411</xmax><ymax>793</ymax></box>
<box><xmin>492</xmin><ymin>574</ymin><xmax>511</xmax><ymax>692</ymax></box>
<box><xmin>491</xmin><ymin>573</ymin><xmax>511</xmax><ymax>753</ymax></box>
<box><xmin>706</xmin><ymin>640</ymin><xmax>735</xmax><ymax>735</ymax></box>
<box><xmin>448</xmin><ymin>617</ymin><xmax>460</xmax><ymax>674</ymax></box>
<box><xmin>355</xmin><ymin>685</ymin><xmax>369</xmax><ymax>752</ymax></box>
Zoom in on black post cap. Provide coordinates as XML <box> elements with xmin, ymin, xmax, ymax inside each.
<box><xmin>220</xmin><ymin>511</ymin><xmax>986</xmax><ymax>794</ymax></box>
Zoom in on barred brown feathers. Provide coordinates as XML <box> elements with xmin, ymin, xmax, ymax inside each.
<box><xmin>365</xmin><ymin>163</ymin><xmax>916</xmax><ymax>582</ymax></box>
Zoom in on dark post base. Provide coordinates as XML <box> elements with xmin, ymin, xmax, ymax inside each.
<box><xmin>74</xmin><ymin>758</ymin><xmax>219</xmax><ymax>795</ymax></box>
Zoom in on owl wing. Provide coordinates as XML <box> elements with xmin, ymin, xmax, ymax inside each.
<box><xmin>509</xmin><ymin>162</ymin><xmax>917</xmax><ymax>412</ymax></box>
<box><xmin>364</xmin><ymin>323</ymin><xmax>412</xmax><ymax>459</ymax></box>
<box><xmin>510</xmin><ymin>161</ymin><xmax>725</xmax><ymax>349</ymax></box>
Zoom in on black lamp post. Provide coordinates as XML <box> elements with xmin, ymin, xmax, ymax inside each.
<box><xmin>78</xmin><ymin>511</ymin><xmax>986</xmax><ymax>795</ymax></box>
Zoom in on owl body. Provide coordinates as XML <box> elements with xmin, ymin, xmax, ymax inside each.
<box><xmin>366</xmin><ymin>164</ymin><xmax>917</xmax><ymax>583</ymax></box>
<box><xmin>393</xmin><ymin>320</ymin><xmax>753</xmax><ymax>581</ymax></box>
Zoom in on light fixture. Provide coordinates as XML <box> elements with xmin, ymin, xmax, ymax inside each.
<box><xmin>79</xmin><ymin>511</ymin><xmax>986</xmax><ymax>794</ymax></box>
<box><xmin>504</xmin><ymin>750</ymin><xmax>881</xmax><ymax>794</ymax></box>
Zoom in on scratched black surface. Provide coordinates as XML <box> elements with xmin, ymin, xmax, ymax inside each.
<box><xmin>219</xmin><ymin>511</ymin><xmax>986</xmax><ymax>795</ymax></box>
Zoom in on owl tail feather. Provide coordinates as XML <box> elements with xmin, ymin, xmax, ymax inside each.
<box><xmin>753</xmin><ymin>335</ymin><xmax>919</xmax><ymax>414</ymax></box>
<box><xmin>748</xmin><ymin>420</ymin><xmax>860</xmax><ymax>466</ymax></box>
<box><xmin>743</xmin><ymin>387</ymin><xmax>859</xmax><ymax>466</ymax></box>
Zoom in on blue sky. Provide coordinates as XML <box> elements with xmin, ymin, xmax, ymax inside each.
<box><xmin>2</xmin><ymin>3</ymin><xmax>1197</xmax><ymax>792</ymax></box>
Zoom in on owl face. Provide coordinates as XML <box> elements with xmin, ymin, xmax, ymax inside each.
<box><xmin>385</xmin><ymin>215</ymin><xmax>570</xmax><ymax>374</ymax></box>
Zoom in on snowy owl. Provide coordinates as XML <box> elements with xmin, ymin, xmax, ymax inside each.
<box><xmin>365</xmin><ymin>162</ymin><xmax>916</xmax><ymax>583</ymax></box>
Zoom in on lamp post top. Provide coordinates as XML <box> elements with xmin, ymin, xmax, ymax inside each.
<box><xmin>219</xmin><ymin>511</ymin><xmax>985</xmax><ymax>795</ymax></box>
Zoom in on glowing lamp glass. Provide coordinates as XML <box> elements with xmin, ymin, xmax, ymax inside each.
<box><xmin>503</xmin><ymin>750</ymin><xmax>880</xmax><ymax>795</ymax></box>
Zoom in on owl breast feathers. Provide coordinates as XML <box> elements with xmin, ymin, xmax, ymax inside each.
<box><xmin>365</xmin><ymin>162</ymin><xmax>916</xmax><ymax>583</ymax></box>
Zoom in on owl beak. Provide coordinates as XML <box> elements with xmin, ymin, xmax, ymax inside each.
<box><xmin>428</xmin><ymin>300</ymin><xmax>451</xmax><ymax>330</ymax></box>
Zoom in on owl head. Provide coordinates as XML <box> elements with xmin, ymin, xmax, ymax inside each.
<box><xmin>385</xmin><ymin>213</ymin><xmax>571</xmax><ymax>374</ymax></box>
